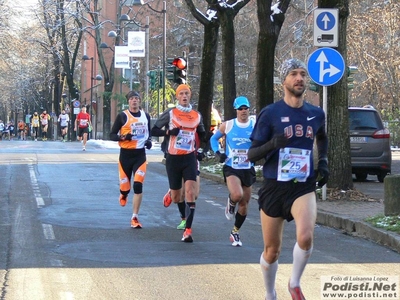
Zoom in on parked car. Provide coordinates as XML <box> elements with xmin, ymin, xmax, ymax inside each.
<box><xmin>349</xmin><ymin>106</ymin><xmax>391</xmax><ymax>182</ymax></box>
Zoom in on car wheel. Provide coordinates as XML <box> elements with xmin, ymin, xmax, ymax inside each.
<box><xmin>355</xmin><ymin>173</ymin><xmax>368</xmax><ymax>181</ymax></box>
<box><xmin>377</xmin><ymin>173</ymin><xmax>386</xmax><ymax>183</ymax></box>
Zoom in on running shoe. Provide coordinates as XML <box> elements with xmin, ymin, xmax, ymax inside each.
<box><xmin>177</xmin><ymin>219</ymin><xmax>186</xmax><ymax>230</ymax></box>
<box><xmin>225</xmin><ymin>197</ymin><xmax>236</xmax><ymax>220</ymax></box>
<box><xmin>163</xmin><ymin>190</ymin><xmax>172</xmax><ymax>207</ymax></box>
<box><xmin>181</xmin><ymin>228</ymin><xmax>193</xmax><ymax>243</ymax></box>
<box><xmin>82</xmin><ymin>146</ymin><xmax>86</xmax><ymax>151</ymax></box>
<box><xmin>230</xmin><ymin>231</ymin><xmax>242</xmax><ymax>247</ymax></box>
<box><xmin>288</xmin><ymin>282</ymin><xmax>305</xmax><ymax>300</ymax></box>
<box><xmin>119</xmin><ymin>194</ymin><xmax>127</xmax><ymax>207</ymax></box>
<box><xmin>130</xmin><ymin>217</ymin><xmax>142</xmax><ymax>229</ymax></box>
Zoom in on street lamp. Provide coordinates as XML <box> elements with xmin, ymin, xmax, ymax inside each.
<box><xmin>119</xmin><ymin>14</ymin><xmax>150</xmax><ymax>113</ymax></box>
<box><xmin>102</xmin><ymin>14</ymin><xmax>150</xmax><ymax>113</ymax></box>
<box><xmin>82</xmin><ymin>55</ymin><xmax>103</xmax><ymax>139</ymax></box>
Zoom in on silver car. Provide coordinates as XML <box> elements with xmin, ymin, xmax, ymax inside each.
<box><xmin>349</xmin><ymin>106</ymin><xmax>391</xmax><ymax>182</ymax></box>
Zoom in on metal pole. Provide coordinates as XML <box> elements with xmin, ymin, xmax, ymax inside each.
<box><xmin>322</xmin><ymin>85</ymin><xmax>328</xmax><ymax>201</ymax></box>
<box><xmin>145</xmin><ymin>16</ymin><xmax>150</xmax><ymax>113</ymax></box>
<box><xmin>90</xmin><ymin>58</ymin><xmax>94</xmax><ymax>139</ymax></box>
<box><xmin>157</xmin><ymin>60</ymin><xmax>160</xmax><ymax>118</ymax></box>
<box><xmin>162</xmin><ymin>1</ymin><xmax>166</xmax><ymax>111</ymax></box>
<box><xmin>130</xmin><ymin>57</ymin><xmax>133</xmax><ymax>90</ymax></box>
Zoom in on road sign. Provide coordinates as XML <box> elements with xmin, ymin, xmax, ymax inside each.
<box><xmin>313</xmin><ymin>8</ymin><xmax>338</xmax><ymax>47</ymax></box>
<box><xmin>72</xmin><ymin>100</ymin><xmax>81</xmax><ymax>108</ymax></box>
<box><xmin>307</xmin><ymin>47</ymin><xmax>345</xmax><ymax>86</ymax></box>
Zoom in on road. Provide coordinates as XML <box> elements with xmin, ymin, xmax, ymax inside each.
<box><xmin>0</xmin><ymin>140</ymin><xmax>399</xmax><ymax>300</ymax></box>
<box><xmin>352</xmin><ymin>151</ymin><xmax>400</xmax><ymax>200</ymax></box>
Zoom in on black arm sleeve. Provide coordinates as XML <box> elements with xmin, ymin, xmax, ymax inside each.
<box><xmin>109</xmin><ymin>113</ymin><xmax>126</xmax><ymax>141</ymax></box>
<box><xmin>316</xmin><ymin>125</ymin><xmax>328</xmax><ymax>161</ymax></box>
<box><xmin>145</xmin><ymin>112</ymin><xmax>152</xmax><ymax>140</ymax></box>
<box><xmin>247</xmin><ymin>139</ymin><xmax>276</xmax><ymax>163</ymax></box>
<box><xmin>151</xmin><ymin>109</ymin><xmax>171</xmax><ymax>137</ymax></box>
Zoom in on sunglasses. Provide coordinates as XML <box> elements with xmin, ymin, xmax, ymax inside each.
<box><xmin>237</xmin><ymin>107</ymin><xmax>249</xmax><ymax>111</ymax></box>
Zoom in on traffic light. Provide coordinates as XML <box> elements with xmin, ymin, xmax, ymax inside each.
<box><xmin>159</xmin><ymin>71</ymin><xmax>164</xmax><ymax>89</ymax></box>
<box><xmin>347</xmin><ymin>66</ymin><xmax>358</xmax><ymax>89</ymax></box>
<box><xmin>166</xmin><ymin>57</ymin><xmax>187</xmax><ymax>84</ymax></box>
<box><xmin>166</xmin><ymin>58</ymin><xmax>176</xmax><ymax>82</ymax></box>
<box><xmin>172</xmin><ymin>57</ymin><xmax>187</xmax><ymax>84</ymax></box>
<box><xmin>147</xmin><ymin>70</ymin><xmax>157</xmax><ymax>90</ymax></box>
<box><xmin>309</xmin><ymin>79</ymin><xmax>320</xmax><ymax>92</ymax></box>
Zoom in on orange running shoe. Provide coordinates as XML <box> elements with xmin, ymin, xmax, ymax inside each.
<box><xmin>130</xmin><ymin>217</ymin><xmax>142</xmax><ymax>229</ymax></box>
<box><xmin>163</xmin><ymin>190</ymin><xmax>172</xmax><ymax>207</ymax></box>
<box><xmin>119</xmin><ymin>194</ymin><xmax>127</xmax><ymax>207</ymax></box>
<box><xmin>181</xmin><ymin>228</ymin><xmax>193</xmax><ymax>243</ymax></box>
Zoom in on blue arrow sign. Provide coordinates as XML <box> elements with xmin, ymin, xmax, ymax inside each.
<box><xmin>307</xmin><ymin>48</ymin><xmax>345</xmax><ymax>86</ymax></box>
<box><xmin>316</xmin><ymin>11</ymin><xmax>336</xmax><ymax>31</ymax></box>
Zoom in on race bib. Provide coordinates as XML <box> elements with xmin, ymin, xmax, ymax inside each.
<box><xmin>174</xmin><ymin>130</ymin><xmax>194</xmax><ymax>151</ymax></box>
<box><xmin>277</xmin><ymin>147</ymin><xmax>311</xmax><ymax>182</ymax></box>
<box><xmin>231</xmin><ymin>148</ymin><xmax>251</xmax><ymax>169</ymax></box>
<box><xmin>130</xmin><ymin>122</ymin><xmax>146</xmax><ymax>140</ymax></box>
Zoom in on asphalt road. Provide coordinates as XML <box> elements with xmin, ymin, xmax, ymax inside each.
<box><xmin>0</xmin><ymin>140</ymin><xmax>399</xmax><ymax>300</ymax></box>
<box><xmin>352</xmin><ymin>151</ymin><xmax>400</xmax><ymax>200</ymax></box>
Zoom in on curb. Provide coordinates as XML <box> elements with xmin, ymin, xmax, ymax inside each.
<box><xmin>199</xmin><ymin>170</ymin><xmax>400</xmax><ymax>254</ymax></box>
<box><xmin>316</xmin><ymin>210</ymin><xmax>400</xmax><ymax>253</ymax></box>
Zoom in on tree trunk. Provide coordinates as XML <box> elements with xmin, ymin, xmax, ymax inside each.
<box><xmin>256</xmin><ymin>0</ymin><xmax>291</xmax><ymax>113</ymax></box>
<box><xmin>320</xmin><ymin>0</ymin><xmax>353</xmax><ymax>190</ymax></box>
<box><xmin>197</xmin><ymin>23</ymin><xmax>219</xmax><ymax>140</ymax></box>
<box><xmin>220</xmin><ymin>11</ymin><xmax>237</xmax><ymax>121</ymax></box>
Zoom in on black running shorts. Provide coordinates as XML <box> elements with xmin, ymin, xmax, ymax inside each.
<box><xmin>166</xmin><ymin>152</ymin><xmax>197</xmax><ymax>190</ymax></box>
<box><xmin>223</xmin><ymin>165</ymin><xmax>256</xmax><ymax>187</ymax></box>
<box><xmin>258</xmin><ymin>177</ymin><xmax>317</xmax><ymax>222</ymax></box>
<box><xmin>78</xmin><ymin>127</ymin><xmax>89</xmax><ymax>137</ymax></box>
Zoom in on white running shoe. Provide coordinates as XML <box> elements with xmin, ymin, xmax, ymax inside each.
<box><xmin>230</xmin><ymin>231</ymin><xmax>242</xmax><ymax>247</ymax></box>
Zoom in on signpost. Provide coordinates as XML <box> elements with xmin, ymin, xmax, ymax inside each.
<box><xmin>307</xmin><ymin>46</ymin><xmax>344</xmax><ymax>201</ymax></box>
<box><xmin>313</xmin><ymin>8</ymin><xmax>339</xmax><ymax>47</ymax></box>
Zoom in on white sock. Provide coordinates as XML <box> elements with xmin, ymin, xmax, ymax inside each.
<box><xmin>131</xmin><ymin>213</ymin><xmax>138</xmax><ymax>219</ymax></box>
<box><xmin>260</xmin><ymin>253</ymin><xmax>278</xmax><ymax>300</ymax></box>
<box><xmin>290</xmin><ymin>242</ymin><xmax>313</xmax><ymax>288</ymax></box>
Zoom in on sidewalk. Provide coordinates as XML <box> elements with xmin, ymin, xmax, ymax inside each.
<box><xmin>200</xmin><ymin>171</ymin><xmax>400</xmax><ymax>254</ymax></box>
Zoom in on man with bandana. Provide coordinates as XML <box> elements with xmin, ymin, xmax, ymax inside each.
<box><xmin>110</xmin><ymin>91</ymin><xmax>152</xmax><ymax>228</ymax></box>
<box><xmin>248</xmin><ymin>58</ymin><xmax>329</xmax><ymax>300</ymax></box>
<box><xmin>151</xmin><ymin>84</ymin><xmax>206</xmax><ymax>243</ymax></box>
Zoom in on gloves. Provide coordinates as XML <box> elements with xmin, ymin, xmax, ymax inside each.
<box><xmin>121</xmin><ymin>133</ymin><xmax>133</xmax><ymax>141</ymax></box>
<box><xmin>145</xmin><ymin>139</ymin><xmax>152</xmax><ymax>150</ymax></box>
<box><xmin>215</xmin><ymin>151</ymin><xmax>227</xmax><ymax>163</ymax></box>
<box><xmin>168</xmin><ymin>128</ymin><xmax>180</xmax><ymax>136</ymax></box>
<box><xmin>197</xmin><ymin>148</ymin><xmax>205</xmax><ymax>161</ymax></box>
<box><xmin>317</xmin><ymin>159</ymin><xmax>329</xmax><ymax>187</ymax></box>
<box><xmin>270</xmin><ymin>134</ymin><xmax>288</xmax><ymax>150</ymax></box>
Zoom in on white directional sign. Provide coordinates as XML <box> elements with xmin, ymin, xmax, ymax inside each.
<box><xmin>307</xmin><ymin>47</ymin><xmax>345</xmax><ymax>86</ymax></box>
<box><xmin>313</xmin><ymin>8</ymin><xmax>338</xmax><ymax>47</ymax></box>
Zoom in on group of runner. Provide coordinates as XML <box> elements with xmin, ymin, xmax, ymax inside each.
<box><xmin>109</xmin><ymin>58</ymin><xmax>329</xmax><ymax>300</ymax></box>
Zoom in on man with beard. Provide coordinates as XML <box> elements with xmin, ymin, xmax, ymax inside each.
<box><xmin>248</xmin><ymin>58</ymin><xmax>329</xmax><ymax>300</ymax></box>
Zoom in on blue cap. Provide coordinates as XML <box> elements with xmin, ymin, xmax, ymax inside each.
<box><xmin>233</xmin><ymin>96</ymin><xmax>250</xmax><ymax>109</ymax></box>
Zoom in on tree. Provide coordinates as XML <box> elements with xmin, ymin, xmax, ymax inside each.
<box><xmin>256</xmin><ymin>0</ymin><xmax>291</xmax><ymax>113</ymax></box>
<box><xmin>319</xmin><ymin>0</ymin><xmax>353</xmax><ymax>190</ymax></box>
<box><xmin>184</xmin><ymin>0</ymin><xmax>220</xmax><ymax>136</ymax></box>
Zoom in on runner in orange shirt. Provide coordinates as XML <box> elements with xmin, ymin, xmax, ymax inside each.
<box><xmin>110</xmin><ymin>91</ymin><xmax>152</xmax><ymax>228</ymax></box>
<box><xmin>151</xmin><ymin>84</ymin><xmax>206</xmax><ymax>242</ymax></box>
